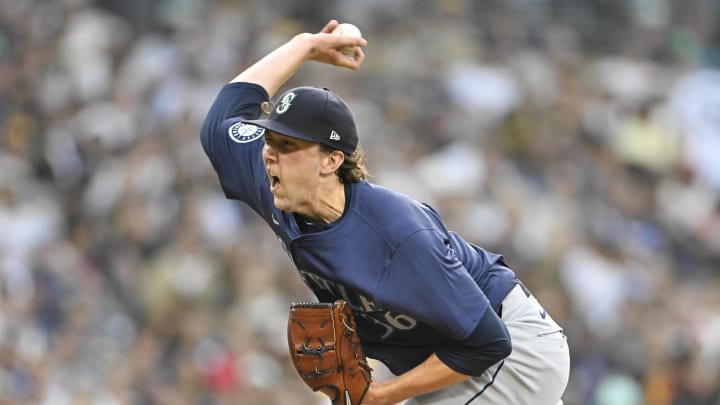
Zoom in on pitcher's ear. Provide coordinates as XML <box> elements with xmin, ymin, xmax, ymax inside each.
<box><xmin>322</xmin><ymin>149</ymin><xmax>345</xmax><ymax>174</ymax></box>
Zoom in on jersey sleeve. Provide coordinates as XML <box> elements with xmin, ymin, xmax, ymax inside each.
<box><xmin>374</xmin><ymin>229</ymin><xmax>493</xmax><ymax>341</ymax></box>
<box><xmin>374</xmin><ymin>229</ymin><xmax>512</xmax><ymax>375</ymax></box>
<box><xmin>434</xmin><ymin>306</ymin><xmax>511</xmax><ymax>376</ymax></box>
<box><xmin>199</xmin><ymin>82</ymin><xmax>271</xmax><ymax>211</ymax></box>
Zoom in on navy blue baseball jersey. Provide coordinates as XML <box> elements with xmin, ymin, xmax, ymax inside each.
<box><xmin>200</xmin><ymin>82</ymin><xmax>518</xmax><ymax>376</ymax></box>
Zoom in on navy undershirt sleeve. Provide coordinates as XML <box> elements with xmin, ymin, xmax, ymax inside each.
<box><xmin>435</xmin><ymin>307</ymin><xmax>512</xmax><ymax>377</ymax></box>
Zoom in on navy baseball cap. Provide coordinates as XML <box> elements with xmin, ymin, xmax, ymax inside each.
<box><xmin>243</xmin><ymin>87</ymin><xmax>358</xmax><ymax>155</ymax></box>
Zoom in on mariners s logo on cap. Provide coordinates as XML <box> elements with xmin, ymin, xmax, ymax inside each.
<box><xmin>228</xmin><ymin>122</ymin><xmax>265</xmax><ymax>143</ymax></box>
<box><xmin>241</xmin><ymin>86</ymin><xmax>359</xmax><ymax>155</ymax></box>
<box><xmin>275</xmin><ymin>92</ymin><xmax>296</xmax><ymax>114</ymax></box>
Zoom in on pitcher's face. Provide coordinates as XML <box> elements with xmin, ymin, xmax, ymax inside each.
<box><xmin>262</xmin><ymin>132</ymin><xmax>327</xmax><ymax>212</ymax></box>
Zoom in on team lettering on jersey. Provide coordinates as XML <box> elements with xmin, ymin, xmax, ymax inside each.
<box><xmin>274</xmin><ymin>227</ymin><xmax>418</xmax><ymax>339</ymax></box>
<box><xmin>298</xmin><ymin>269</ymin><xmax>418</xmax><ymax>339</ymax></box>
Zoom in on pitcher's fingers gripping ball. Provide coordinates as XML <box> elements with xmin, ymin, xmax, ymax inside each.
<box><xmin>331</xmin><ymin>23</ymin><xmax>363</xmax><ymax>57</ymax></box>
<box><xmin>288</xmin><ymin>300</ymin><xmax>373</xmax><ymax>405</ymax></box>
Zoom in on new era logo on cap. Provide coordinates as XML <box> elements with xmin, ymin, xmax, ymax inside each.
<box><xmin>242</xmin><ymin>87</ymin><xmax>358</xmax><ymax>155</ymax></box>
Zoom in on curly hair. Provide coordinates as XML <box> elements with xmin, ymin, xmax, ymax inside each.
<box><xmin>320</xmin><ymin>145</ymin><xmax>370</xmax><ymax>183</ymax></box>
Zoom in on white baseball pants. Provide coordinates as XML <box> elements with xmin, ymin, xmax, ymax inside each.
<box><xmin>404</xmin><ymin>283</ymin><xmax>571</xmax><ymax>405</ymax></box>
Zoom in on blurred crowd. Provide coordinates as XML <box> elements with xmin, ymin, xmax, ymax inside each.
<box><xmin>1</xmin><ymin>0</ymin><xmax>719</xmax><ymax>404</ymax></box>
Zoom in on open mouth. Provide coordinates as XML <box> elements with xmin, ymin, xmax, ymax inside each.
<box><xmin>268</xmin><ymin>171</ymin><xmax>281</xmax><ymax>190</ymax></box>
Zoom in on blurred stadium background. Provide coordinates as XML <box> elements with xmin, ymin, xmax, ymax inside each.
<box><xmin>1</xmin><ymin>0</ymin><xmax>719</xmax><ymax>404</ymax></box>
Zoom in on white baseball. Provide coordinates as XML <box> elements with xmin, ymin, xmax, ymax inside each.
<box><xmin>331</xmin><ymin>23</ymin><xmax>363</xmax><ymax>56</ymax></box>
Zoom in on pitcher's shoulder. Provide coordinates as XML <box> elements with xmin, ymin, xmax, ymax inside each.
<box><xmin>351</xmin><ymin>182</ymin><xmax>441</xmax><ymax>240</ymax></box>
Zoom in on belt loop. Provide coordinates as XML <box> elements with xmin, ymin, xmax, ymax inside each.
<box><xmin>516</xmin><ymin>279</ymin><xmax>531</xmax><ymax>298</ymax></box>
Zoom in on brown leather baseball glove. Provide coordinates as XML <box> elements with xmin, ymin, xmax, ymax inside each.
<box><xmin>288</xmin><ymin>300</ymin><xmax>373</xmax><ymax>404</ymax></box>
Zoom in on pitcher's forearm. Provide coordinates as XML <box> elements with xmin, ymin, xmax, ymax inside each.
<box><xmin>230</xmin><ymin>20</ymin><xmax>366</xmax><ymax>98</ymax></box>
<box><xmin>230</xmin><ymin>34</ymin><xmax>314</xmax><ymax>97</ymax></box>
<box><xmin>365</xmin><ymin>354</ymin><xmax>471</xmax><ymax>405</ymax></box>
